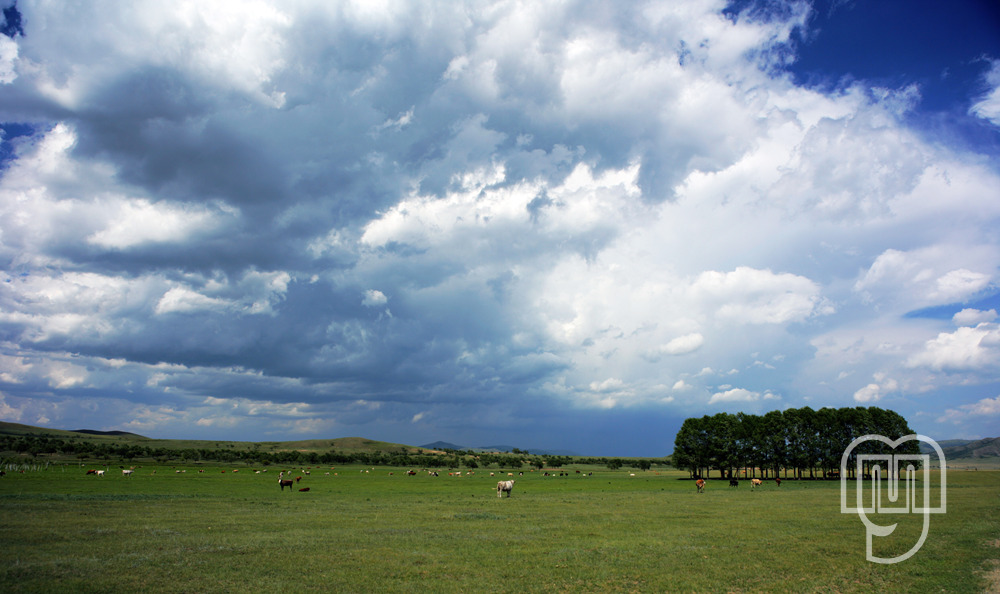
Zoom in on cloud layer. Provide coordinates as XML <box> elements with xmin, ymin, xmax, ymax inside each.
<box><xmin>1</xmin><ymin>1</ymin><xmax>999</xmax><ymax>454</ymax></box>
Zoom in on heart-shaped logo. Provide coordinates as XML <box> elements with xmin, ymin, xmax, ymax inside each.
<box><xmin>840</xmin><ymin>434</ymin><xmax>946</xmax><ymax>564</ymax></box>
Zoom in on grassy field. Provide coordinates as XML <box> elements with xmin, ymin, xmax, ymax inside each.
<box><xmin>1</xmin><ymin>464</ymin><xmax>998</xmax><ymax>593</ymax></box>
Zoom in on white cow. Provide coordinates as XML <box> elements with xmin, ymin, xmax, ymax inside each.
<box><xmin>122</xmin><ymin>469</ymin><xmax>134</xmax><ymax>477</ymax></box>
<box><xmin>95</xmin><ymin>470</ymin><xmax>105</xmax><ymax>477</ymax></box>
<box><xmin>497</xmin><ymin>480</ymin><xmax>516</xmax><ymax>498</ymax></box>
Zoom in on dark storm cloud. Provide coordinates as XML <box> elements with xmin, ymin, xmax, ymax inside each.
<box><xmin>0</xmin><ymin>2</ymin><xmax>999</xmax><ymax>453</ymax></box>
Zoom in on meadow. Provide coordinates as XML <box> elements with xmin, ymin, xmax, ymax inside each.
<box><xmin>1</xmin><ymin>463</ymin><xmax>998</xmax><ymax>593</ymax></box>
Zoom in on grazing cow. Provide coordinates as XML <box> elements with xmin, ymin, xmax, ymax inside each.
<box><xmin>775</xmin><ymin>478</ymin><xmax>781</xmax><ymax>487</ymax></box>
<box><xmin>497</xmin><ymin>480</ymin><xmax>516</xmax><ymax>498</ymax></box>
<box><xmin>279</xmin><ymin>479</ymin><xmax>294</xmax><ymax>491</ymax></box>
<box><xmin>122</xmin><ymin>469</ymin><xmax>134</xmax><ymax>477</ymax></box>
<box><xmin>295</xmin><ymin>476</ymin><xmax>303</xmax><ymax>483</ymax></box>
<box><xmin>729</xmin><ymin>479</ymin><xmax>738</xmax><ymax>488</ymax></box>
<box><xmin>406</xmin><ymin>470</ymin><xmax>417</xmax><ymax>476</ymax></box>
<box><xmin>751</xmin><ymin>478</ymin><xmax>762</xmax><ymax>489</ymax></box>
<box><xmin>96</xmin><ymin>470</ymin><xmax>105</xmax><ymax>477</ymax></box>
<box><xmin>86</xmin><ymin>469</ymin><xmax>98</xmax><ymax>475</ymax></box>
<box><xmin>696</xmin><ymin>479</ymin><xmax>706</xmax><ymax>493</ymax></box>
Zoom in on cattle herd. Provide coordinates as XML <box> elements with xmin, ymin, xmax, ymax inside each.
<box><xmin>74</xmin><ymin>464</ymin><xmax>534</xmax><ymax>498</ymax></box>
<box><xmin>69</xmin><ymin>463</ymin><xmax>787</xmax><ymax>497</ymax></box>
<box><xmin>698</xmin><ymin>477</ymin><xmax>783</xmax><ymax>492</ymax></box>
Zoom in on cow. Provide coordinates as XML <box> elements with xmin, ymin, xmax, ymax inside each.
<box><xmin>96</xmin><ymin>470</ymin><xmax>105</xmax><ymax>477</ymax></box>
<box><xmin>729</xmin><ymin>478</ymin><xmax>738</xmax><ymax>488</ymax></box>
<box><xmin>497</xmin><ymin>480</ymin><xmax>516</xmax><ymax>498</ymax></box>
<box><xmin>696</xmin><ymin>479</ymin><xmax>706</xmax><ymax>493</ymax></box>
<box><xmin>751</xmin><ymin>478</ymin><xmax>762</xmax><ymax>489</ymax></box>
<box><xmin>122</xmin><ymin>469</ymin><xmax>134</xmax><ymax>477</ymax></box>
<box><xmin>298</xmin><ymin>487</ymin><xmax>310</xmax><ymax>492</ymax></box>
<box><xmin>775</xmin><ymin>478</ymin><xmax>781</xmax><ymax>487</ymax></box>
<box><xmin>86</xmin><ymin>469</ymin><xmax>98</xmax><ymax>475</ymax></box>
<box><xmin>279</xmin><ymin>479</ymin><xmax>294</xmax><ymax>491</ymax></box>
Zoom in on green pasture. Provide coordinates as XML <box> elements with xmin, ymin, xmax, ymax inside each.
<box><xmin>1</xmin><ymin>465</ymin><xmax>998</xmax><ymax>593</ymax></box>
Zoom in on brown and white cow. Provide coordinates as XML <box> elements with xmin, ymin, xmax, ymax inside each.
<box><xmin>497</xmin><ymin>480</ymin><xmax>516</xmax><ymax>498</ymax></box>
<box><xmin>696</xmin><ymin>479</ymin><xmax>706</xmax><ymax>493</ymax></box>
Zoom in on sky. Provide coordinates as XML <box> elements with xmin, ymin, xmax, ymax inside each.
<box><xmin>0</xmin><ymin>1</ymin><xmax>999</xmax><ymax>457</ymax></box>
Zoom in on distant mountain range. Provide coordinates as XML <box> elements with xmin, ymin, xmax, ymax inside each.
<box><xmin>920</xmin><ymin>437</ymin><xmax>1000</xmax><ymax>459</ymax></box>
<box><xmin>419</xmin><ymin>441</ymin><xmax>579</xmax><ymax>456</ymax></box>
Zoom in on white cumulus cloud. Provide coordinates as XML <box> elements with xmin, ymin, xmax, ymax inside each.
<box><xmin>907</xmin><ymin>324</ymin><xmax>1000</xmax><ymax>371</ymax></box>
<box><xmin>970</xmin><ymin>59</ymin><xmax>1000</xmax><ymax>126</ymax></box>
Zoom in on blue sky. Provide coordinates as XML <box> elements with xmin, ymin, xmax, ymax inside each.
<box><xmin>0</xmin><ymin>1</ymin><xmax>999</xmax><ymax>456</ymax></box>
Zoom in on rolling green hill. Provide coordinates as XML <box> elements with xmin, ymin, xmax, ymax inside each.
<box><xmin>0</xmin><ymin>421</ymin><xmax>431</xmax><ymax>455</ymax></box>
<box><xmin>0</xmin><ymin>421</ymin><xmax>149</xmax><ymax>441</ymax></box>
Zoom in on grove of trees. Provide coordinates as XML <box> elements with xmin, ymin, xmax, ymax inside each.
<box><xmin>671</xmin><ymin>406</ymin><xmax>920</xmax><ymax>480</ymax></box>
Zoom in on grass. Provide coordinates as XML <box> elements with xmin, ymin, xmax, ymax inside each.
<box><xmin>1</xmin><ymin>465</ymin><xmax>998</xmax><ymax>592</ymax></box>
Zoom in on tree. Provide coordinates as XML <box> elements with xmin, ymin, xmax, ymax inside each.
<box><xmin>783</xmin><ymin>407</ymin><xmax>814</xmax><ymax>479</ymax></box>
<box><xmin>708</xmin><ymin>413</ymin><xmax>740</xmax><ymax>478</ymax></box>
<box><xmin>814</xmin><ymin>407</ymin><xmax>842</xmax><ymax>476</ymax></box>
<box><xmin>759</xmin><ymin>410</ymin><xmax>786</xmax><ymax>478</ymax></box>
<box><xmin>673</xmin><ymin>416</ymin><xmax>710</xmax><ymax>478</ymax></box>
<box><xmin>735</xmin><ymin>412</ymin><xmax>762</xmax><ymax>478</ymax></box>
